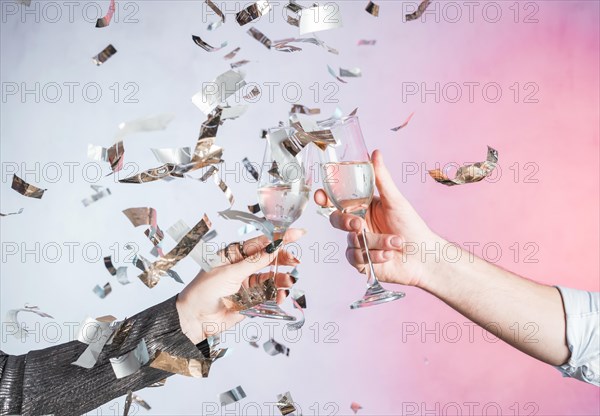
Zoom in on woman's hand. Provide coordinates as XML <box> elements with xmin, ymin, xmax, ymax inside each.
<box><xmin>176</xmin><ymin>229</ymin><xmax>305</xmax><ymax>344</ymax></box>
<box><xmin>315</xmin><ymin>150</ymin><xmax>443</xmax><ymax>288</ymax></box>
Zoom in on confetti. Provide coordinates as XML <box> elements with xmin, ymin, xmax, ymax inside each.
<box><xmin>137</xmin><ymin>214</ymin><xmax>212</xmax><ymax>288</ymax></box>
<box><xmin>236</xmin><ymin>0</ymin><xmax>271</xmax><ymax>26</ymax></box>
<box><xmin>92</xmin><ymin>44</ymin><xmax>117</xmax><ymax>66</ymax></box>
<box><xmin>273</xmin><ymin>36</ymin><xmax>338</xmax><ymax>54</ymax></box>
<box><xmin>219</xmin><ymin>386</ymin><xmax>247</xmax><ymax>406</ymax></box>
<box><xmin>11</xmin><ymin>174</ymin><xmax>45</xmax><ymax>199</ymax></box>
<box><xmin>5</xmin><ymin>305</ymin><xmax>53</xmax><ymax>340</ymax></box>
<box><xmin>151</xmin><ymin>147</ymin><xmax>193</xmax><ymax>165</ymax></box>
<box><xmin>93</xmin><ymin>282</ymin><xmax>112</xmax><ymax>299</ymax></box>
<box><xmin>391</xmin><ymin>112</ymin><xmax>415</xmax><ymax>131</ymax></box>
<box><xmin>150</xmin><ymin>346</ymin><xmax>225</xmax><ymax>378</ymax></box>
<box><xmin>243</xmin><ymin>86</ymin><xmax>261</xmax><ymax>100</ymax></box>
<box><xmin>166</xmin><ymin>220</ymin><xmax>220</xmax><ymax>272</ymax></box>
<box><xmin>351</xmin><ymin>402</ymin><xmax>363</xmax><ymax>414</ymax></box>
<box><xmin>429</xmin><ymin>146</ymin><xmax>499</xmax><ymax>186</ymax></box>
<box><xmin>192</xmin><ymin>70</ymin><xmax>246</xmax><ymax>114</ymax></box>
<box><xmin>339</xmin><ymin>67</ymin><xmax>362</xmax><ymax>77</ymax></box>
<box><xmin>221</xmin><ymin>105</ymin><xmax>249</xmax><ymax>120</ymax></box>
<box><xmin>247</xmin><ymin>27</ymin><xmax>272</xmax><ymax>49</ymax></box>
<box><xmin>87</xmin><ymin>141</ymin><xmax>124</xmax><ymax>173</ymax></box>
<box><xmin>109</xmin><ymin>339</ymin><xmax>150</xmax><ymax>378</ymax></box>
<box><xmin>290</xmin><ymin>288</ymin><xmax>306</xmax><ymax>309</ymax></box>
<box><xmin>192</xmin><ymin>35</ymin><xmax>228</xmax><ymax>52</ymax></box>
<box><xmin>300</xmin><ymin>4</ymin><xmax>343</xmax><ymax>35</ymax></box>
<box><xmin>358</xmin><ymin>39</ymin><xmax>377</xmax><ymax>46</ymax></box>
<box><xmin>218</xmin><ymin>209</ymin><xmax>274</xmax><ymax>239</ymax></box>
<box><xmin>82</xmin><ymin>185</ymin><xmax>111</xmax><ymax>207</ymax></box>
<box><xmin>0</xmin><ymin>208</ymin><xmax>24</xmax><ymax>217</ymax></box>
<box><xmin>104</xmin><ymin>256</ymin><xmax>130</xmax><ymax>285</ymax></box>
<box><xmin>317</xmin><ymin>206</ymin><xmax>336</xmax><ymax>218</ymax></box>
<box><xmin>72</xmin><ymin>315</ymin><xmax>116</xmax><ymax>368</ymax></box>
<box><xmin>365</xmin><ymin>1</ymin><xmax>379</xmax><ymax>16</ymax></box>
<box><xmin>327</xmin><ymin>65</ymin><xmax>348</xmax><ymax>84</ymax></box>
<box><xmin>122</xmin><ymin>207</ymin><xmax>158</xmax><ymax>228</ymax></box>
<box><xmin>284</xmin><ymin>1</ymin><xmax>303</xmax><ymax>26</ymax></box>
<box><xmin>276</xmin><ymin>392</ymin><xmax>297</xmax><ymax>416</ymax></box>
<box><xmin>406</xmin><ymin>0</ymin><xmax>432</xmax><ymax>21</ymax></box>
<box><xmin>230</xmin><ymin>59</ymin><xmax>250</xmax><ymax>69</ymax></box>
<box><xmin>95</xmin><ymin>0</ymin><xmax>115</xmax><ymax>27</ymax></box>
<box><xmin>223</xmin><ymin>47</ymin><xmax>241</xmax><ymax>60</ymax></box>
<box><xmin>207</xmin><ymin>20</ymin><xmax>223</xmax><ymax>30</ymax></box>
<box><xmin>263</xmin><ymin>338</ymin><xmax>290</xmax><ymax>356</ymax></box>
<box><xmin>206</xmin><ymin>168</ymin><xmax>235</xmax><ymax>207</ymax></box>
<box><xmin>205</xmin><ymin>0</ymin><xmax>225</xmax><ymax>22</ymax></box>
<box><xmin>222</xmin><ymin>278</ymin><xmax>278</xmax><ymax>311</ymax></box>
<box><xmin>123</xmin><ymin>391</ymin><xmax>151</xmax><ymax>415</ymax></box>
<box><xmin>247</xmin><ymin>203</ymin><xmax>261</xmax><ymax>214</ymax></box>
<box><xmin>290</xmin><ymin>104</ymin><xmax>320</xmax><ymax>115</ymax></box>
<box><xmin>242</xmin><ymin>157</ymin><xmax>260</xmax><ymax>181</ymax></box>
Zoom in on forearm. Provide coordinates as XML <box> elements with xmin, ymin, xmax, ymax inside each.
<box><xmin>1</xmin><ymin>296</ymin><xmax>202</xmax><ymax>416</ymax></box>
<box><xmin>418</xmin><ymin>237</ymin><xmax>570</xmax><ymax>366</ymax></box>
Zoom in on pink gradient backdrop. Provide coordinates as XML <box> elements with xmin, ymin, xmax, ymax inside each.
<box><xmin>1</xmin><ymin>1</ymin><xmax>598</xmax><ymax>415</ymax></box>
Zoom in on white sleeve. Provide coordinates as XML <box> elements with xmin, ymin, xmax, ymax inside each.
<box><xmin>554</xmin><ymin>286</ymin><xmax>600</xmax><ymax>386</ymax></box>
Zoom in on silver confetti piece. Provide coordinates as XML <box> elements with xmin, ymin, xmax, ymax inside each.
<box><xmin>110</xmin><ymin>339</ymin><xmax>150</xmax><ymax>379</ymax></box>
<box><xmin>223</xmin><ymin>47</ymin><xmax>241</xmax><ymax>60</ymax></box>
<box><xmin>276</xmin><ymin>391</ymin><xmax>297</xmax><ymax>416</ymax></box>
<box><xmin>263</xmin><ymin>338</ymin><xmax>290</xmax><ymax>356</ymax></box>
<box><xmin>92</xmin><ymin>44</ymin><xmax>117</xmax><ymax>66</ymax></box>
<box><xmin>221</xmin><ymin>105</ymin><xmax>249</xmax><ymax>120</ymax></box>
<box><xmin>192</xmin><ymin>70</ymin><xmax>246</xmax><ymax>114</ymax></box>
<box><xmin>72</xmin><ymin>315</ymin><xmax>116</xmax><ymax>368</ymax></box>
<box><xmin>104</xmin><ymin>256</ymin><xmax>130</xmax><ymax>285</ymax></box>
<box><xmin>242</xmin><ymin>157</ymin><xmax>260</xmax><ymax>181</ymax></box>
<box><xmin>230</xmin><ymin>59</ymin><xmax>250</xmax><ymax>69</ymax></box>
<box><xmin>93</xmin><ymin>282</ymin><xmax>112</xmax><ymax>299</ymax></box>
<box><xmin>5</xmin><ymin>305</ymin><xmax>53</xmax><ymax>340</ymax></box>
<box><xmin>236</xmin><ymin>0</ymin><xmax>271</xmax><ymax>26</ymax></box>
<box><xmin>0</xmin><ymin>208</ymin><xmax>24</xmax><ymax>217</ymax></box>
<box><xmin>327</xmin><ymin>65</ymin><xmax>348</xmax><ymax>84</ymax></box>
<box><xmin>82</xmin><ymin>185</ymin><xmax>111</xmax><ymax>207</ymax></box>
<box><xmin>192</xmin><ymin>35</ymin><xmax>228</xmax><ymax>52</ymax></box>
<box><xmin>247</xmin><ymin>27</ymin><xmax>272</xmax><ymax>49</ymax></box>
<box><xmin>429</xmin><ymin>146</ymin><xmax>499</xmax><ymax>186</ymax></box>
<box><xmin>151</xmin><ymin>147</ymin><xmax>193</xmax><ymax>165</ymax></box>
<box><xmin>205</xmin><ymin>0</ymin><xmax>225</xmax><ymax>22</ymax></box>
<box><xmin>339</xmin><ymin>67</ymin><xmax>362</xmax><ymax>78</ymax></box>
<box><xmin>219</xmin><ymin>386</ymin><xmax>247</xmax><ymax>406</ymax></box>
<box><xmin>207</xmin><ymin>19</ymin><xmax>223</xmax><ymax>30</ymax></box>
<box><xmin>299</xmin><ymin>4</ymin><xmax>343</xmax><ymax>35</ymax></box>
<box><xmin>219</xmin><ymin>209</ymin><xmax>274</xmax><ymax>240</ymax></box>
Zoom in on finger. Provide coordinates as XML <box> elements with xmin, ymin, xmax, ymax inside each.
<box><xmin>329</xmin><ymin>211</ymin><xmax>364</xmax><ymax>232</ymax></box>
<box><xmin>276</xmin><ymin>289</ymin><xmax>290</xmax><ymax>304</ymax></box>
<box><xmin>221</xmin><ymin>240</ymin><xmax>284</xmax><ymax>283</ymax></box>
<box><xmin>347</xmin><ymin>232</ymin><xmax>404</xmax><ymax>251</ymax></box>
<box><xmin>220</xmin><ymin>228</ymin><xmax>306</xmax><ymax>264</ymax></box>
<box><xmin>346</xmin><ymin>247</ymin><xmax>395</xmax><ymax>266</ymax></box>
<box><xmin>274</xmin><ymin>249</ymin><xmax>301</xmax><ymax>267</ymax></box>
<box><xmin>314</xmin><ymin>189</ymin><xmax>333</xmax><ymax>207</ymax></box>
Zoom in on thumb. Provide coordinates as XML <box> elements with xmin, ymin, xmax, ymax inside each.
<box><xmin>372</xmin><ymin>149</ymin><xmax>405</xmax><ymax>208</ymax></box>
<box><xmin>220</xmin><ymin>241</ymin><xmax>282</xmax><ymax>285</ymax></box>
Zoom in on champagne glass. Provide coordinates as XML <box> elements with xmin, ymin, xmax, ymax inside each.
<box><xmin>319</xmin><ymin>115</ymin><xmax>405</xmax><ymax>309</ymax></box>
<box><xmin>239</xmin><ymin>127</ymin><xmax>312</xmax><ymax>320</ymax></box>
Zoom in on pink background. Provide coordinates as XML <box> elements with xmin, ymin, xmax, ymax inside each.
<box><xmin>1</xmin><ymin>1</ymin><xmax>598</xmax><ymax>415</ymax></box>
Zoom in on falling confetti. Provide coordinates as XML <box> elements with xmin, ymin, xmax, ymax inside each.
<box><xmin>391</xmin><ymin>112</ymin><xmax>415</xmax><ymax>131</ymax></box>
<box><xmin>428</xmin><ymin>146</ymin><xmax>498</xmax><ymax>186</ymax></box>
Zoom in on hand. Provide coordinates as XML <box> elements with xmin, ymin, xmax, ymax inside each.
<box><xmin>176</xmin><ymin>229</ymin><xmax>305</xmax><ymax>344</ymax></box>
<box><xmin>315</xmin><ymin>150</ymin><xmax>442</xmax><ymax>287</ymax></box>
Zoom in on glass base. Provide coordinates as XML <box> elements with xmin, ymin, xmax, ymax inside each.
<box><xmin>239</xmin><ymin>301</ymin><xmax>297</xmax><ymax>321</ymax></box>
<box><xmin>350</xmin><ymin>283</ymin><xmax>405</xmax><ymax>309</ymax></box>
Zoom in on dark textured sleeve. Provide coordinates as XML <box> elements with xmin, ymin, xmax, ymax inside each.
<box><xmin>0</xmin><ymin>295</ymin><xmax>203</xmax><ymax>416</ymax></box>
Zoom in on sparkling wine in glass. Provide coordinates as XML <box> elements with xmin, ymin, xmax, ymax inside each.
<box><xmin>239</xmin><ymin>127</ymin><xmax>312</xmax><ymax>320</ymax></box>
<box><xmin>319</xmin><ymin>116</ymin><xmax>405</xmax><ymax>309</ymax></box>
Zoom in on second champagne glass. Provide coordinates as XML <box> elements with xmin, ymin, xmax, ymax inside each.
<box><xmin>239</xmin><ymin>127</ymin><xmax>312</xmax><ymax>320</ymax></box>
<box><xmin>319</xmin><ymin>115</ymin><xmax>405</xmax><ymax>309</ymax></box>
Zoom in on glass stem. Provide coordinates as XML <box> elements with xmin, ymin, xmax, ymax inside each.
<box><xmin>359</xmin><ymin>226</ymin><xmax>380</xmax><ymax>288</ymax></box>
<box><xmin>268</xmin><ymin>229</ymin><xmax>286</xmax><ymax>298</ymax></box>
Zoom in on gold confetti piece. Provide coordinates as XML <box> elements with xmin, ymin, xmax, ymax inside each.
<box><xmin>138</xmin><ymin>214</ymin><xmax>212</xmax><ymax>288</ymax></box>
<box><xmin>242</xmin><ymin>157</ymin><xmax>259</xmax><ymax>181</ymax></box>
<box><xmin>119</xmin><ymin>164</ymin><xmax>179</xmax><ymax>184</ymax></box>
<box><xmin>247</xmin><ymin>27</ymin><xmax>272</xmax><ymax>49</ymax></box>
<box><xmin>391</xmin><ymin>112</ymin><xmax>415</xmax><ymax>131</ymax></box>
<box><xmin>276</xmin><ymin>391</ymin><xmax>296</xmax><ymax>416</ymax></box>
<box><xmin>223</xmin><ymin>47</ymin><xmax>241</xmax><ymax>60</ymax></box>
<box><xmin>151</xmin><ymin>147</ymin><xmax>192</xmax><ymax>165</ymax></box>
<box><xmin>0</xmin><ymin>208</ymin><xmax>24</xmax><ymax>217</ymax></box>
<box><xmin>96</xmin><ymin>0</ymin><xmax>115</xmax><ymax>27</ymax></box>
<box><xmin>122</xmin><ymin>207</ymin><xmax>158</xmax><ymax>228</ymax></box>
<box><xmin>192</xmin><ymin>70</ymin><xmax>246</xmax><ymax>114</ymax></box>
<box><xmin>192</xmin><ymin>35</ymin><xmax>228</xmax><ymax>52</ymax></box>
<box><xmin>93</xmin><ymin>44</ymin><xmax>117</xmax><ymax>66</ymax></box>
<box><xmin>263</xmin><ymin>338</ymin><xmax>290</xmax><ymax>356</ymax></box>
<box><xmin>248</xmin><ymin>203</ymin><xmax>261</xmax><ymax>214</ymax></box>
<box><xmin>236</xmin><ymin>0</ymin><xmax>271</xmax><ymax>26</ymax></box>
<box><xmin>365</xmin><ymin>1</ymin><xmax>379</xmax><ymax>16</ymax></box>
<box><xmin>166</xmin><ymin>220</ymin><xmax>219</xmax><ymax>272</ymax></box>
<box><xmin>5</xmin><ymin>305</ymin><xmax>53</xmax><ymax>340</ymax></box>
<box><xmin>284</xmin><ymin>117</ymin><xmax>336</xmax><ymax>156</ymax></box>
<box><xmin>327</xmin><ymin>65</ymin><xmax>348</xmax><ymax>84</ymax></box>
<box><xmin>82</xmin><ymin>185</ymin><xmax>111</xmax><ymax>207</ymax></box>
<box><xmin>290</xmin><ymin>104</ymin><xmax>320</xmax><ymax>115</ymax></box>
<box><xmin>351</xmin><ymin>402</ymin><xmax>363</xmax><ymax>414</ymax></box>
<box><xmin>222</xmin><ymin>278</ymin><xmax>278</xmax><ymax>311</ymax></box>
<box><xmin>230</xmin><ymin>59</ymin><xmax>250</xmax><ymax>69</ymax></box>
<box><xmin>243</xmin><ymin>86</ymin><xmax>261</xmax><ymax>100</ymax></box>
<box><xmin>93</xmin><ymin>282</ymin><xmax>112</xmax><ymax>298</ymax></box>
<box><xmin>104</xmin><ymin>256</ymin><xmax>130</xmax><ymax>285</ymax></box>
<box><xmin>299</xmin><ymin>4</ymin><xmax>343</xmax><ymax>35</ymax></box>
<box><xmin>339</xmin><ymin>67</ymin><xmax>362</xmax><ymax>77</ymax></box>
<box><xmin>219</xmin><ymin>209</ymin><xmax>275</xmax><ymax>239</ymax></box>
<box><xmin>150</xmin><ymin>350</ymin><xmax>213</xmax><ymax>377</ymax></box>
<box><xmin>11</xmin><ymin>174</ymin><xmax>46</xmax><ymax>199</ymax></box>
<box><xmin>110</xmin><ymin>339</ymin><xmax>149</xmax><ymax>379</ymax></box>
<box><xmin>429</xmin><ymin>146</ymin><xmax>499</xmax><ymax>186</ymax></box>
<box><xmin>406</xmin><ymin>0</ymin><xmax>432</xmax><ymax>21</ymax></box>
<box><xmin>358</xmin><ymin>39</ymin><xmax>377</xmax><ymax>46</ymax></box>
<box><xmin>205</xmin><ymin>0</ymin><xmax>225</xmax><ymax>22</ymax></box>
<box><xmin>220</xmin><ymin>386</ymin><xmax>247</xmax><ymax>406</ymax></box>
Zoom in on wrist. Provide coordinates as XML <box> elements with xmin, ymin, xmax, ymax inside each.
<box><xmin>414</xmin><ymin>233</ymin><xmax>453</xmax><ymax>292</ymax></box>
<box><xmin>175</xmin><ymin>293</ymin><xmax>205</xmax><ymax>345</ymax></box>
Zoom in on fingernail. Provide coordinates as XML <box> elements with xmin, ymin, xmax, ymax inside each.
<box><xmin>390</xmin><ymin>237</ymin><xmax>403</xmax><ymax>248</ymax></box>
<box><xmin>350</xmin><ymin>219</ymin><xmax>361</xmax><ymax>230</ymax></box>
<box><xmin>266</xmin><ymin>239</ymin><xmax>283</xmax><ymax>254</ymax></box>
